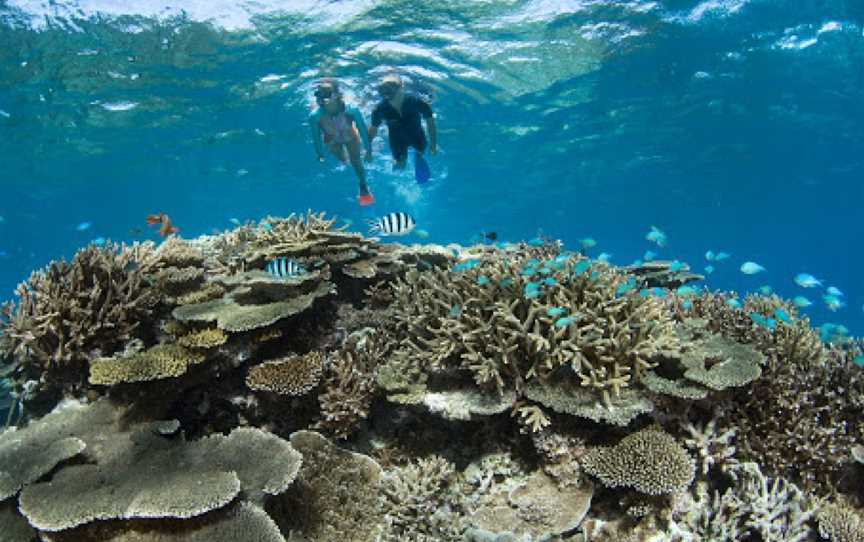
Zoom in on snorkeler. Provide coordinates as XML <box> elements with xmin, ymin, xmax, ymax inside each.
<box><xmin>309</xmin><ymin>78</ymin><xmax>375</xmax><ymax>205</ymax></box>
<box><xmin>368</xmin><ymin>74</ymin><xmax>437</xmax><ymax>183</ymax></box>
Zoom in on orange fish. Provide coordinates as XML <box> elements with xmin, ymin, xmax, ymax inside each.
<box><xmin>146</xmin><ymin>213</ymin><xmax>178</xmax><ymax>237</ymax></box>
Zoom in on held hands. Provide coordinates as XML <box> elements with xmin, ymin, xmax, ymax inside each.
<box><xmin>429</xmin><ymin>142</ymin><xmax>438</xmax><ymax>155</ymax></box>
<box><xmin>364</xmin><ymin>150</ymin><xmax>373</xmax><ymax>162</ymax></box>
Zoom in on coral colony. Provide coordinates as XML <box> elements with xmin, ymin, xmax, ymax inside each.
<box><xmin>0</xmin><ymin>210</ymin><xmax>863</xmax><ymax>541</ymax></box>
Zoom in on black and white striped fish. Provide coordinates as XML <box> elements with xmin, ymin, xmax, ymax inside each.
<box><xmin>367</xmin><ymin>212</ymin><xmax>416</xmax><ymax>236</ymax></box>
<box><xmin>265</xmin><ymin>257</ymin><xmax>305</xmax><ymax>279</ymax></box>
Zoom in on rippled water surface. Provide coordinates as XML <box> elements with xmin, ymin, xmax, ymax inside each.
<box><xmin>0</xmin><ymin>0</ymin><xmax>862</xmax><ymax>333</ymax></box>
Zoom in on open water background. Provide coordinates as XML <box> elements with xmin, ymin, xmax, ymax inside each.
<box><xmin>0</xmin><ymin>0</ymin><xmax>862</xmax><ymax>335</ymax></box>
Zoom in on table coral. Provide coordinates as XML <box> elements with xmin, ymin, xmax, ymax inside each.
<box><xmin>42</xmin><ymin>502</ymin><xmax>287</xmax><ymax>542</ymax></box>
<box><xmin>16</xmin><ymin>402</ymin><xmax>301</xmax><ymax>532</ymax></box>
<box><xmin>173</xmin><ymin>280</ymin><xmax>332</xmax><ymax>333</ymax></box>
<box><xmin>176</xmin><ymin>327</ymin><xmax>228</xmax><ymax>349</ymax></box>
<box><xmin>246</xmin><ymin>351</ymin><xmax>324</xmax><ymax>396</ymax></box>
<box><xmin>89</xmin><ymin>343</ymin><xmax>206</xmax><ymax>385</ymax></box>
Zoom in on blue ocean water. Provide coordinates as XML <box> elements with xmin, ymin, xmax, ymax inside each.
<box><xmin>0</xmin><ymin>0</ymin><xmax>862</xmax><ymax>336</ymax></box>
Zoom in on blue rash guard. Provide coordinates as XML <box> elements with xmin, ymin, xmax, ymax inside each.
<box><xmin>309</xmin><ymin>105</ymin><xmax>371</xmax><ymax>158</ymax></box>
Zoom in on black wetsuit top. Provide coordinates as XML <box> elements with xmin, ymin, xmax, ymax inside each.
<box><xmin>371</xmin><ymin>93</ymin><xmax>433</xmax><ymax>162</ymax></box>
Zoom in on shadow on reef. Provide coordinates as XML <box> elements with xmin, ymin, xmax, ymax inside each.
<box><xmin>1</xmin><ymin>210</ymin><xmax>863</xmax><ymax>541</ymax></box>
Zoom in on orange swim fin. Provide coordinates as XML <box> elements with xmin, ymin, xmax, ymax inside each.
<box><xmin>357</xmin><ymin>192</ymin><xmax>375</xmax><ymax>206</ymax></box>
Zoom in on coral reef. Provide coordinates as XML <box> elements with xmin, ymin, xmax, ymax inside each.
<box><xmin>0</xmin><ymin>242</ymin><xmax>158</xmax><ymax>377</ymax></box>
<box><xmin>581</xmin><ymin>427</ymin><xmax>695</xmax><ymax>495</ymax></box>
<box><xmin>668</xmin><ymin>462</ymin><xmax>816</xmax><ymax>541</ymax></box>
<box><xmin>245</xmin><ymin>351</ymin><xmax>324</xmax><ymax>396</ymax></box>
<box><xmin>380</xmin><ymin>455</ymin><xmax>468</xmax><ymax>541</ymax></box>
<box><xmin>316</xmin><ymin>331</ymin><xmax>381</xmax><ymax>438</ymax></box>
<box><xmin>277</xmin><ymin>430</ymin><xmax>384</xmax><ymax>541</ymax></box>
<box><xmin>3</xmin><ymin>398</ymin><xmax>300</xmax><ymax>535</ymax></box>
<box><xmin>385</xmin><ymin>251</ymin><xmax>681</xmax><ymax>425</ymax></box>
<box><xmin>818</xmin><ymin>501</ymin><xmax>864</xmax><ymax>542</ymax></box>
<box><xmin>89</xmin><ymin>343</ymin><xmax>206</xmax><ymax>385</ymax></box>
<box><xmin>0</xmin><ymin>212</ymin><xmax>861</xmax><ymax>541</ymax></box>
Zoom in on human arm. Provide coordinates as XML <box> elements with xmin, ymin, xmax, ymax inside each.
<box><xmin>348</xmin><ymin>106</ymin><xmax>372</xmax><ymax>159</ymax></box>
<box><xmin>309</xmin><ymin>110</ymin><xmax>324</xmax><ymax>161</ymax></box>
<box><xmin>417</xmin><ymin>98</ymin><xmax>437</xmax><ymax>154</ymax></box>
<box><xmin>367</xmin><ymin>123</ymin><xmax>379</xmax><ymax>146</ymax></box>
<box><xmin>425</xmin><ymin>115</ymin><xmax>437</xmax><ymax>155</ymax></box>
<box><xmin>367</xmin><ymin>104</ymin><xmax>383</xmax><ymax>153</ymax></box>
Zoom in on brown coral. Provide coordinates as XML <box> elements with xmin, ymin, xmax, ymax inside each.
<box><xmin>819</xmin><ymin>502</ymin><xmax>864</xmax><ymax>542</ymax></box>
<box><xmin>277</xmin><ymin>431</ymin><xmax>384</xmax><ymax>542</ymax></box>
<box><xmin>16</xmin><ymin>404</ymin><xmax>301</xmax><ymax>531</ymax></box>
<box><xmin>173</xmin><ymin>278</ymin><xmax>333</xmax><ymax>333</ymax></box>
<box><xmin>89</xmin><ymin>344</ymin><xmax>206</xmax><ymax>386</ymax></box>
<box><xmin>177</xmin><ymin>328</ymin><xmax>228</xmax><ymax>349</ymax></box>
<box><xmin>386</xmin><ymin>251</ymin><xmax>680</xmax><ymax>412</ymax></box>
<box><xmin>246</xmin><ymin>351</ymin><xmax>324</xmax><ymax>396</ymax></box>
<box><xmin>380</xmin><ymin>455</ymin><xmax>468</xmax><ymax>541</ymax></box>
<box><xmin>0</xmin><ymin>242</ymin><xmax>158</xmax><ymax>376</ymax></box>
<box><xmin>581</xmin><ymin>427</ymin><xmax>695</xmax><ymax>495</ymax></box>
<box><xmin>317</xmin><ymin>335</ymin><xmax>381</xmax><ymax>439</ymax></box>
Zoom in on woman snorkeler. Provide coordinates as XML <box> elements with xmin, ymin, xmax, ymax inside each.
<box><xmin>309</xmin><ymin>79</ymin><xmax>374</xmax><ymax>205</ymax></box>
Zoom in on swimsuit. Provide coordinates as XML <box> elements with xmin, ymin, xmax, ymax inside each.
<box><xmin>371</xmin><ymin>94</ymin><xmax>433</xmax><ymax>163</ymax></box>
<box><xmin>309</xmin><ymin>105</ymin><xmax>370</xmax><ymax>156</ymax></box>
<box><xmin>320</xmin><ymin>112</ymin><xmax>354</xmax><ymax>144</ymax></box>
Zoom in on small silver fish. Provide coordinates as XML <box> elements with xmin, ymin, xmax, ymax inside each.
<box><xmin>740</xmin><ymin>261</ymin><xmax>765</xmax><ymax>275</ymax></box>
<box><xmin>826</xmin><ymin>286</ymin><xmax>844</xmax><ymax>297</ymax></box>
<box><xmin>645</xmin><ymin>226</ymin><xmax>667</xmax><ymax>247</ymax></box>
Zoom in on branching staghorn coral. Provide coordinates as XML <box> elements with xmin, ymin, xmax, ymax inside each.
<box><xmin>0</xmin><ymin>242</ymin><xmax>159</xmax><ymax>378</ymax></box>
<box><xmin>680</xmin><ymin>416</ymin><xmax>741</xmax><ymax>481</ymax></box>
<box><xmin>666</xmin><ymin>461</ymin><xmax>816</xmax><ymax>542</ymax></box>
<box><xmin>317</xmin><ymin>332</ymin><xmax>383</xmax><ymax>439</ymax></box>
<box><xmin>386</xmin><ymin>251</ymin><xmax>680</xmax><ymax>413</ymax></box>
<box><xmin>380</xmin><ymin>455</ymin><xmax>469</xmax><ymax>541</ymax></box>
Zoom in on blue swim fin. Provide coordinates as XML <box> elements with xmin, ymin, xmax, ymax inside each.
<box><xmin>414</xmin><ymin>152</ymin><xmax>431</xmax><ymax>184</ymax></box>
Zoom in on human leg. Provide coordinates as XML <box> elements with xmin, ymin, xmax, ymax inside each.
<box><xmin>346</xmin><ymin>134</ymin><xmax>370</xmax><ymax>194</ymax></box>
<box><xmin>389</xmin><ymin>134</ymin><xmax>409</xmax><ymax>170</ymax></box>
<box><xmin>326</xmin><ymin>141</ymin><xmax>349</xmax><ymax>164</ymax></box>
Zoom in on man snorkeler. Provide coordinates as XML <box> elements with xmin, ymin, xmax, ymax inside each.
<box><xmin>309</xmin><ymin>78</ymin><xmax>375</xmax><ymax>205</ymax></box>
<box><xmin>368</xmin><ymin>74</ymin><xmax>437</xmax><ymax>181</ymax></box>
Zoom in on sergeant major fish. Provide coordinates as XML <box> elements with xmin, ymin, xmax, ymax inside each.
<box><xmin>367</xmin><ymin>212</ymin><xmax>416</xmax><ymax>236</ymax></box>
<box><xmin>266</xmin><ymin>257</ymin><xmax>305</xmax><ymax>279</ymax></box>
